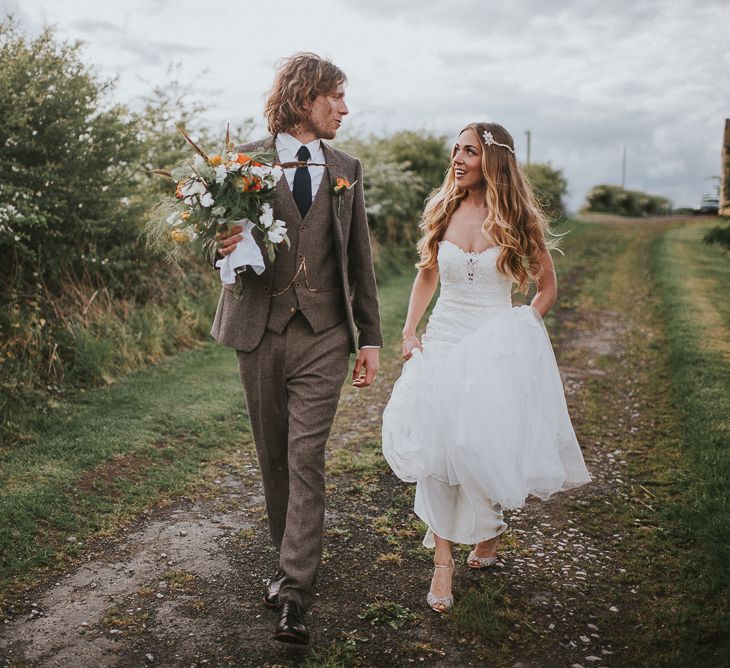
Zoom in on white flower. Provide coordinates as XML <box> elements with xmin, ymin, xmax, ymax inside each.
<box><xmin>180</xmin><ymin>179</ymin><xmax>207</xmax><ymax>206</ymax></box>
<box><xmin>259</xmin><ymin>203</ymin><xmax>274</xmax><ymax>228</ymax></box>
<box><xmin>180</xmin><ymin>179</ymin><xmax>206</xmax><ymax>198</ymax></box>
<box><xmin>200</xmin><ymin>192</ymin><xmax>214</xmax><ymax>208</ymax></box>
<box><xmin>266</xmin><ymin>220</ymin><xmax>287</xmax><ymax>244</ymax></box>
<box><xmin>166</xmin><ymin>212</ymin><xmax>179</xmax><ymax>225</ymax></box>
<box><xmin>193</xmin><ymin>154</ymin><xmax>206</xmax><ymax>167</ymax></box>
<box><xmin>214</xmin><ymin>164</ymin><xmax>228</xmax><ymax>184</ymax></box>
<box><xmin>211</xmin><ymin>206</ymin><xmax>226</xmax><ymax>217</ymax></box>
<box><xmin>250</xmin><ymin>165</ymin><xmax>270</xmax><ymax>179</ymax></box>
<box><xmin>261</xmin><ymin>165</ymin><xmax>283</xmax><ymax>189</ymax></box>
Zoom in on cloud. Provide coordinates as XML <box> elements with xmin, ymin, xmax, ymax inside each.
<box><xmin>70</xmin><ymin>18</ymin><xmax>121</xmax><ymax>33</ymax></box>
<box><xmin>69</xmin><ymin>17</ymin><xmax>209</xmax><ymax>67</ymax></box>
<box><xmin>8</xmin><ymin>0</ymin><xmax>730</xmax><ymax>209</ymax></box>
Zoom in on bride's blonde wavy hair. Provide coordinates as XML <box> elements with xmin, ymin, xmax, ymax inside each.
<box><xmin>416</xmin><ymin>122</ymin><xmax>551</xmax><ymax>293</ymax></box>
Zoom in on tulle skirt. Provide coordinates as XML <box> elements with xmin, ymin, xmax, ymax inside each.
<box><xmin>382</xmin><ymin>305</ymin><xmax>591</xmax><ymax>546</ymax></box>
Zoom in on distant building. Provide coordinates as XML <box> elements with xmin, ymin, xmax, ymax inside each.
<box><xmin>722</xmin><ymin>119</ymin><xmax>730</xmax><ymax>216</ymax></box>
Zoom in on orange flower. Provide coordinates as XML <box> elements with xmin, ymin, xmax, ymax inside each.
<box><xmin>175</xmin><ymin>183</ymin><xmax>184</xmax><ymax>199</ymax></box>
<box><xmin>334</xmin><ymin>177</ymin><xmax>351</xmax><ymax>194</ymax></box>
<box><xmin>234</xmin><ymin>153</ymin><xmax>263</xmax><ymax>168</ymax></box>
<box><xmin>209</xmin><ymin>154</ymin><xmax>222</xmax><ymax>167</ymax></box>
<box><xmin>237</xmin><ymin>175</ymin><xmax>262</xmax><ymax>192</ymax></box>
<box><xmin>170</xmin><ymin>229</ymin><xmax>190</xmax><ymax>243</ymax></box>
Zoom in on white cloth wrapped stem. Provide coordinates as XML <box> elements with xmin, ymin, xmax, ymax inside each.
<box><xmin>215</xmin><ymin>219</ymin><xmax>265</xmax><ymax>285</ymax></box>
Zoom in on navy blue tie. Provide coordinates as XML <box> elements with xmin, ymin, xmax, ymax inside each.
<box><xmin>293</xmin><ymin>145</ymin><xmax>312</xmax><ymax>218</ymax></box>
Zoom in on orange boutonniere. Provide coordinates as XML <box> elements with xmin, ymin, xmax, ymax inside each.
<box><xmin>334</xmin><ymin>177</ymin><xmax>357</xmax><ymax>216</ymax></box>
<box><xmin>334</xmin><ymin>177</ymin><xmax>356</xmax><ymax>195</ymax></box>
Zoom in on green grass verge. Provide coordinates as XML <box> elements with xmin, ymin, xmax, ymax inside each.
<box><xmin>1</xmin><ymin>287</ymin><xmax>219</xmax><ymax>446</ymax></box>
<box><xmin>651</xmin><ymin>220</ymin><xmax>730</xmax><ymax>666</ymax></box>
<box><xmin>0</xmin><ymin>343</ymin><xmax>246</xmax><ymax>601</ymax></box>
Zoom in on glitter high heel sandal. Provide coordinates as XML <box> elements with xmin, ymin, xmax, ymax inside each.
<box><xmin>466</xmin><ymin>550</ymin><xmax>498</xmax><ymax>568</ymax></box>
<box><xmin>467</xmin><ymin>535</ymin><xmax>502</xmax><ymax>569</ymax></box>
<box><xmin>426</xmin><ymin>559</ymin><xmax>455</xmax><ymax>612</ymax></box>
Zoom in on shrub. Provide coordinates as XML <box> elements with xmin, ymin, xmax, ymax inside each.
<box><xmin>0</xmin><ymin>19</ymin><xmax>148</xmax><ymax>293</ymax></box>
<box><xmin>584</xmin><ymin>184</ymin><xmax>671</xmax><ymax>217</ymax></box>
<box><xmin>336</xmin><ymin>131</ymin><xmax>450</xmax><ymax>245</ymax></box>
<box><xmin>523</xmin><ymin>162</ymin><xmax>569</xmax><ymax>223</ymax></box>
<box><xmin>0</xmin><ymin>18</ymin><xmax>220</xmax><ymax>403</ymax></box>
<box><xmin>703</xmin><ymin>224</ymin><xmax>730</xmax><ymax>250</ymax></box>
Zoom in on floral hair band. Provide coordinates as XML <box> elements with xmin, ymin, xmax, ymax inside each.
<box><xmin>482</xmin><ymin>130</ymin><xmax>515</xmax><ymax>155</ymax></box>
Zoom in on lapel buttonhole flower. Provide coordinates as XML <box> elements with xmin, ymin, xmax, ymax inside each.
<box><xmin>334</xmin><ymin>177</ymin><xmax>356</xmax><ymax>195</ymax></box>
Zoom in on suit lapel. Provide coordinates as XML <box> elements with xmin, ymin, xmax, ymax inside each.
<box><xmin>322</xmin><ymin>143</ymin><xmax>345</xmax><ymax>247</ymax></box>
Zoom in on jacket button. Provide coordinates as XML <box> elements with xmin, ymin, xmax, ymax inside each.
<box><xmin>289</xmin><ymin>307</ymin><xmax>296</xmax><ymax>314</ymax></box>
<box><xmin>264</xmin><ymin>286</ymin><xmax>269</xmax><ymax>292</ymax></box>
<box><xmin>295</xmin><ymin>282</ymin><xmax>301</xmax><ymax>287</ymax></box>
<box><xmin>301</xmin><ymin>225</ymin><xmax>307</xmax><ymax>230</ymax></box>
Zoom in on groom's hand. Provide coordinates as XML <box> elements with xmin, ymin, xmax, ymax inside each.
<box><xmin>216</xmin><ymin>225</ymin><xmax>244</xmax><ymax>257</ymax></box>
<box><xmin>352</xmin><ymin>348</ymin><xmax>379</xmax><ymax>388</ymax></box>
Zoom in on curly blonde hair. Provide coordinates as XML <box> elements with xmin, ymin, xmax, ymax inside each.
<box><xmin>416</xmin><ymin>122</ymin><xmax>551</xmax><ymax>294</ymax></box>
<box><xmin>264</xmin><ymin>52</ymin><xmax>347</xmax><ymax>135</ymax></box>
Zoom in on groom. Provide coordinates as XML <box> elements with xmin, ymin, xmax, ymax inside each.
<box><xmin>212</xmin><ymin>53</ymin><xmax>382</xmax><ymax>645</ymax></box>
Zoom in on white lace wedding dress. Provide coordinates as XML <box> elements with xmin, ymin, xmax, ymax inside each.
<box><xmin>381</xmin><ymin>240</ymin><xmax>591</xmax><ymax>548</ymax></box>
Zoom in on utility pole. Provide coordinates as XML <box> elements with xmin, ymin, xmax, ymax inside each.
<box><xmin>621</xmin><ymin>146</ymin><xmax>627</xmax><ymax>189</ymax></box>
<box><xmin>525</xmin><ymin>130</ymin><xmax>531</xmax><ymax>166</ymax></box>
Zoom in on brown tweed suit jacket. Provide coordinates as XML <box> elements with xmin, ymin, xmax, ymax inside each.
<box><xmin>210</xmin><ymin>135</ymin><xmax>382</xmax><ymax>353</ymax></box>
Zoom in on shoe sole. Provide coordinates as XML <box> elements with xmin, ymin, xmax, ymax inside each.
<box><xmin>263</xmin><ymin>595</ymin><xmax>278</xmax><ymax>609</ymax></box>
<box><xmin>273</xmin><ymin>631</ymin><xmax>309</xmax><ymax>645</ymax></box>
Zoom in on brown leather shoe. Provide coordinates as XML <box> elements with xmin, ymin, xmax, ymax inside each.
<box><xmin>263</xmin><ymin>570</ymin><xmax>286</xmax><ymax>608</ymax></box>
<box><xmin>273</xmin><ymin>601</ymin><xmax>309</xmax><ymax>645</ymax></box>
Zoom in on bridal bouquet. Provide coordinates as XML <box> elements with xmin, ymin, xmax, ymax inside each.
<box><xmin>145</xmin><ymin>125</ymin><xmax>290</xmax><ymax>289</ymax></box>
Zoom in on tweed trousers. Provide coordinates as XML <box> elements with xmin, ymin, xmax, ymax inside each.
<box><xmin>236</xmin><ymin>313</ymin><xmax>351</xmax><ymax>610</ymax></box>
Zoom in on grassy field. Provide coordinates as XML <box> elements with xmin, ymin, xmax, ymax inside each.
<box><xmin>651</xmin><ymin>220</ymin><xmax>730</xmax><ymax>665</ymax></box>
<box><xmin>1</xmin><ymin>217</ymin><xmax>729</xmax><ymax>666</ymax></box>
<box><xmin>0</xmin><ymin>342</ymin><xmax>245</xmax><ymax>593</ymax></box>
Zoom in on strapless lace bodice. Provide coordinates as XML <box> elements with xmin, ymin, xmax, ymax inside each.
<box><xmin>422</xmin><ymin>240</ymin><xmax>513</xmax><ymax>349</ymax></box>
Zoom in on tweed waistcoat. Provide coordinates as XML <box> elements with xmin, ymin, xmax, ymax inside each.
<box><xmin>267</xmin><ymin>170</ymin><xmax>346</xmax><ymax>334</ymax></box>
<box><xmin>210</xmin><ymin>136</ymin><xmax>383</xmax><ymax>353</ymax></box>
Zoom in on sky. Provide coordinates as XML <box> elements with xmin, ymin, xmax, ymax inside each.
<box><xmin>3</xmin><ymin>0</ymin><xmax>729</xmax><ymax>210</ymax></box>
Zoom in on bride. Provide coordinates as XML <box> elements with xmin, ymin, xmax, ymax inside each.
<box><xmin>381</xmin><ymin>122</ymin><xmax>591</xmax><ymax>612</ymax></box>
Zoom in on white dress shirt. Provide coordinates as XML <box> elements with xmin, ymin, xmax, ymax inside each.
<box><xmin>275</xmin><ymin>133</ymin><xmax>324</xmax><ymax>200</ymax></box>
